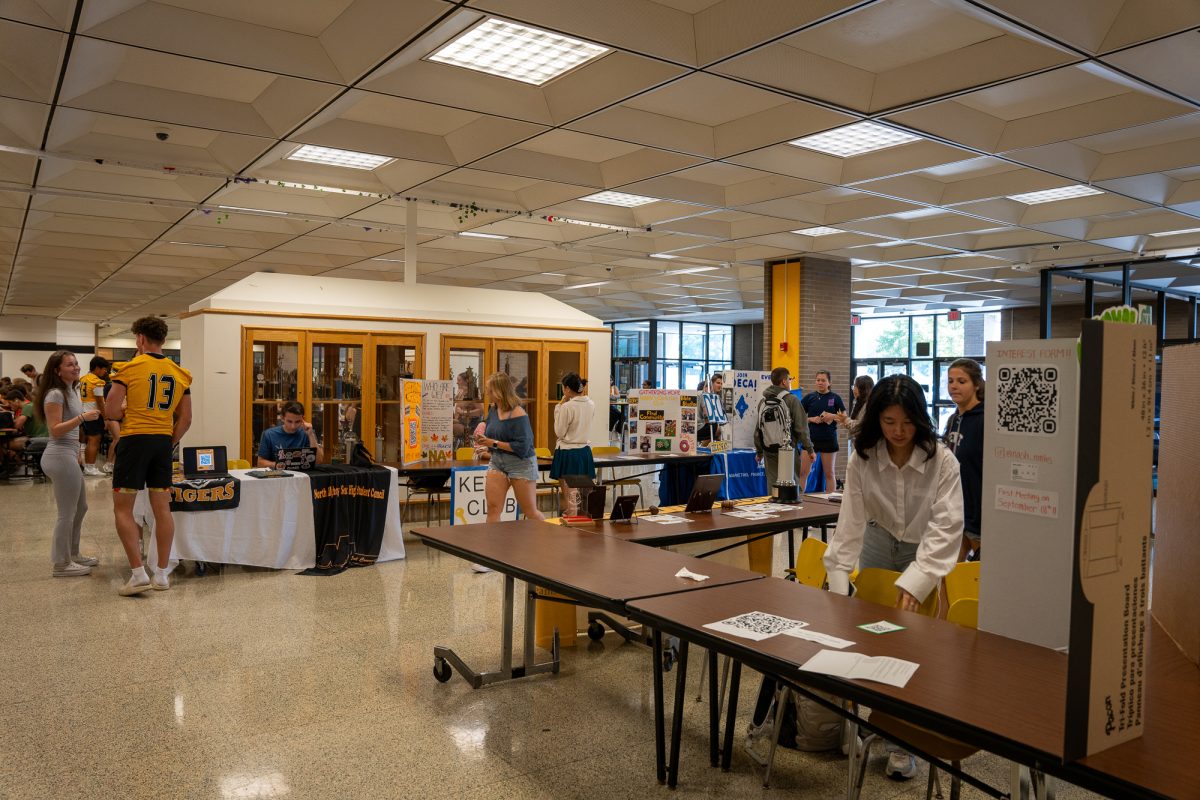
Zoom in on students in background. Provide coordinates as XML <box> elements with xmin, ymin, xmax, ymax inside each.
<box><xmin>823</xmin><ymin>375</ymin><xmax>963</xmax><ymax>781</ymax></box>
<box><xmin>943</xmin><ymin>358</ymin><xmax>985</xmax><ymax>561</ymax></box>
<box><xmin>837</xmin><ymin>374</ymin><xmax>875</xmax><ymax>441</ymax></box>
<box><xmin>257</xmin><ymin>402</ymin><xmax>322</xmax><ymax>467</ymax></box>
<box><xmin>697</xmin><ymin>372</ymin><xmax>727</xmax><ymax>443</ymax></box>
<box><xmin>34</xmin><ymin>351</ymin><xmax>101</xmax><ymax>577</ymax></box>
<box><xmin>800</xmin><ymin>370</ymin><xmax>846</xmax><ymax>491</ymax></box>
<box><xmin>550</xmin><ymin>371</ymin><xmax>595</xmax><ymax>515</ymax></box>
<box><xmin>753</xmin><ymin>367</ymin><xmax>813</xmax><ymax>489</ymax></box>
<box><xmin>79</xmin><ymin>356</ymin><xmax>111</xmax><ymax>476</ymax></box>
<box><xmin>475</xmin><ymin>371</ymin><xmax>545</xmax><ymax>530</ymax></box>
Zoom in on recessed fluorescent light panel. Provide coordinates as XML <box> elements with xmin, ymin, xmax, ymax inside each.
<box><xmin>428</xmin><ymin>18</ymin><xmax>609</xmax><ymax>86</ymax></box>
<box><xmin>664</xmin><ymin>266</ymin><xmax>718</xmax><ymax>276</ymax></box>
<box><xmin>1149</xmin><ymin>227</ymin><xmax>1200</xmax><ymax>237</ymax></box>
<box><xmin>650</xmin><ymin>253</ymin><xmax>678</xmax><ymax>259</ymax></box>
<box><xmin>579</xmin><ymin>191</ymin><xmax>657</xmax><ymax>207</ymax></box>
<box><xmin>1007</xmin><ymin>185</ymin><xmax>1103</xmax><ymax>204</ymax></box>
<box><xmin>792</xmin><ymin>226</ymin><xmax>843</xmax><ymax>236</ymax></box>
<box><xmin>218</xmin><ymin>206</ymin><xmax>287</xmax><ymax>215</ymax></box>
<box><xmin>567</xmin><ymin>280</ymin><xmax>611</xmax><ymax>289</ymax></box>
<box><xmin>789</xmin><ymin>122</ymin><xmax>921</xmax><ymax>158</ymax></box>
<box><xmin>286</xmin><ymin>144</ymin><xmax>394</xmax><ymax>170</ymax></box>
<box><xmin>459</xmin><ymin>231</ymin><xmax>509</xmax><ymax>239</ymax></box>
<box><xmin>167</xmin><ymin>241</ymin><xmax>226</xmax><ymax>248</ymax></box>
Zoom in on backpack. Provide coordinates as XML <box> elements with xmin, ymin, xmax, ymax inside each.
<box><xmin>757</xmin><ymin>393</ymin><xmax>792</xmax><ymax>452</ymax></box>
<box><xmin>778</xmin><ymin>689</ymin><xmax>844</xmax><ymax>752</ymax></box>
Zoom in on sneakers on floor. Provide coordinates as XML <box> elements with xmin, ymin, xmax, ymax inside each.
<box><xmin>886</xmin><ymin>751</ymin><xmax>918</xmax><ymax>781</ymax></box>
<box><xmin>118</xmin><ymin>575</ymin><xmax>153</xmax><ymax>596</ymax></box>
<box><xmin>151</xmin><ymin>573</ymin><xmax>170</xmax><ymax>591</ymax></box>
<box><xmin>71</xmin><ymin>554</ymin><xmax>99</xmax><ymax>567</ymax></box>
<box><xmin>82</xmin><ymin>464</ymin><xmax>104</xmax><ymax>477</ymax></box>
<box><xmin>101</xmin><ymin>463</ymin><xmax>113</xmax><ymax>474</ymax></box>
<box><xmin>470</xmin><ymin>563</ymin><xmax>493</xmax><ymax>573</ymax></box>
<box><xmin>52</xmin><ymin>561</ymin><xmax>92</xmax><ymax>577</ymax></box>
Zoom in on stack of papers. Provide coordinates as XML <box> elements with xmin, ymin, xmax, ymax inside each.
<box><xmin>737</xmin><ymin>502</ymin><xmax>794</xmax><ymax>513</ymax></box>
<box><xmin>642</xmin><ymin>514</ymin><xmax>686</xmax><ymax>525</ymax></box>
<box><xmin>799</xmin><ymin>651</ymin><xmax>919</xmax><ymax>688</ymax></box>
<box><xmin>723</xmin><ymin>510</ymin><xmax>778</xmax><ymax>520</ymax></box>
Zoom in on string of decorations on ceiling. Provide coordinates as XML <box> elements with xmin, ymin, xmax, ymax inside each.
<box><xmin>0</xmin><ymin>143</ymin><xmax>652</xmax><ymax>234</ymax></box>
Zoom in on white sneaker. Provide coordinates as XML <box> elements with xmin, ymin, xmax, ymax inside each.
<box><xmin>118</xmin><ymin>575</ymin><xmax>153</xmax><ymax>596</ymax></box>
<box><xmin>151</xmin><ymin>572</ymin><xmax>170</xmax><ymax>591</ymax></box>
<box><xmin>470</xmin><ymin>563</ymin><xmax>493</xmax><ymax>573</ymax></box>
<box><xmin>52</xmin><ymin>562</ymin><xmax>92</xmax><ymax>577</ymax></box>
<box><xmin>70</xmin><ymin>554</ymin><xmax>100</xmax><ymax>567</ymax></box>
<box><xmin>83</xmin><ymin>464</ymin><xmax>103</xmax><ymax>477</ymax></box>
<box><xmin>101</xmin><ymin>463</ymin><xmax>113</xmax><ymax>474</ymax></box>
<box><xmin>886</xmin><ymin>751</ymin><xmax>918</xmax><ymax>781</ymax></box>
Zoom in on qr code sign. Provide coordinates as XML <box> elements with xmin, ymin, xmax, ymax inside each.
<box><xmin>724</xmin><ymin>611</ymin><xmax>801</xmax><ymax>637</ymax></box>
<box><xmin>995</xmin><ymin>366</ymin><xmax>1059</xmax><ymax>435</ymax></box>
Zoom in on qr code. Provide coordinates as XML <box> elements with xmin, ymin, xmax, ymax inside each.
<box><xmin>995</xmin><ymin>365</ymin><xmax>1059</xmax><ymax>435</ymax></box>
<box><xmin>723</xmin><ymin>611</ymin><xmax>801</xmax><ymax>637</ymax></box>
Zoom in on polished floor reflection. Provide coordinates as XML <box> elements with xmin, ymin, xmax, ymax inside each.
<box><xmin>1</xmin><ymin>477</ymin><xmax>1106</xmax><ymax>799</ymax></box>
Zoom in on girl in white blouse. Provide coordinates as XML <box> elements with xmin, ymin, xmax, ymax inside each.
<box><xmin>824</xmin><ymin>375</ymin><xmax>964</xmax><ymax>611</ymax></box>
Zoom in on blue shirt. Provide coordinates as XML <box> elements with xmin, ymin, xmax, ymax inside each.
<box><xmin>485</xmin><ymin>407</ymin><xmax>534</xmax><ymax>460</ymax></box>
<box><xmin>258</xmin><ymin>426</ymin><xmax>311</xmax><ymax>461</ymax></box>
<box><xmin>801</xmin><ymin>391</ymin><xmax>845</xmax><ymax>444</ymax></box>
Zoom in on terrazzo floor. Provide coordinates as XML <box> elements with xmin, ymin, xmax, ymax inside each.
<box><xmin>0</xmin><ymin>475</ymin><xmax>1111</xmax><ymax>799</ymax></box>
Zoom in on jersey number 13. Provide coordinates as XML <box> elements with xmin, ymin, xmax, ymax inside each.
<box><xmin>146</xmin><ymin>374</ymin><xmax>177</xmax><ymax>410</ymax></box>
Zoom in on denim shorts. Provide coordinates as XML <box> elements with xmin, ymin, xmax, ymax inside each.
<box><xmin>488</xmin><ymin>450</ymin><xmax>540</xmax><ymax>483</ymax></box>
<box><xmin>859</xmin><ymin>521</ymin><xmax>919</xmax><ymax>573</ymax></box>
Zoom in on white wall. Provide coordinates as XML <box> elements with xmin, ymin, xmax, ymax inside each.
<box><xmin>181</xmin><ymin>274</ymin><xmax>612</xmax><ymax>456</ymax></box>
<box><xmin>0</xmin><ymin>316</ymin><xmax>96</xmax><ymax>379</ymax></box>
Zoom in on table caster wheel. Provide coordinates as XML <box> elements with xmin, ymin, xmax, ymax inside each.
<box><xmin>587</xmin><ymin>621</ymin><xmax>605</xmax><ymax>641</ymax></box>
<box><xmin>433</xmin><ymin>658</ymin><xmax>452</xmax><ymax>683</ymax></box>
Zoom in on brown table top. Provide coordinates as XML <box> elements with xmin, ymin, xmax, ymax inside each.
<box><xmin>627</xmin><ymin>577</ymin><xmax>1069</xmax><ymax>765</ymax></box>
<box><xmin>410</xmin><ymin>518</ymin><xmax>763</xmax><ymax>610</ymax></box>
<box><xmin>570</xmin><ymin>499</ymin><xmax>841</xmax><ymax>546</ymax></box>
<box><xmin>1068</xmin><ymin>621</ymin><xmax>1199</xmax><ymax>800</ymax></box>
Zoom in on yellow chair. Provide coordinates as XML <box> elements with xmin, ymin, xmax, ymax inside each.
<box><xmin>946</xmin><ymin>597</ymin><xmax>979</xmax><ymax>629</ymax></box>
<box><xmin>229</xmin><ymin>458</ymin><xmax>251</xmax><ymax>470</ymax></box>
<box><xmin>592</xmin><ymin>444</ymin><xmax>644</xmax><ymax>509</ymax></box>
<box><xmin>944</xmin><ymin>561</ymin><xmax>980</xmax><ymax>606</ymax></box>
<box><xmin>847</xmin><ymin>569</ymin><xmax>977</xmax><ymax>800</ymax></box>
<box><xmin>455</xmin><ymin>447</ymin><xmax>476</xmax><ymax>460</ymax></box>
<box><xmin>788</xmin><ymin>537</ymin><xmax>828</xmax><ymax>588</ymax></box>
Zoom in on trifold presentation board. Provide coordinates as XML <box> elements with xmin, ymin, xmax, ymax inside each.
<box><xmin>398</xmin><ymin>379</ymin><xmax>455</xmax><ymax>466</ymax></box>
<box><xmin>719</xmin><ymin>371</ymin><xmax>773</xmax><ymax>449</ymax></box>
<box><xmin>626</xmin><ymin>389</ymin><xmax>699</xmax><ymax>454</ymax></box>
<box><xmin>980</xmin><ymin>320</ymin><xmax>1154</xmax><ymax>760</ymax></box>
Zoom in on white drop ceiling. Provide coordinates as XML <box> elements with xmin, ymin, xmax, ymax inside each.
<box><xmin>2</xmin><ymin>0</ymin><xmax>1200</xmax><ymax>331</ymax></box>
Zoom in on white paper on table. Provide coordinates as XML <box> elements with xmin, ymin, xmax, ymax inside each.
<box><xmin>643</xmin><ymin>514</ymin><xmax>686</xmax><ymax>524</ymax></box>
<box><xmin>782</xmin><ymin>628</ymin><xmax>856</xmax><ymax>649</ymax></box>
<box><xmin>702</xmin><ymin>611</ymin><xmax>808</xmax><ymax>641</ymax></box>
<box><xmin>807</xmin><ymin>492</ymin><xmax>843</xmax><ymax>502</ymax></box>
<box><xmin>798</xmin><ymin>650</ymin><xmax>919</xmax><ymax>688</ymax></box>
<box><xmin>724</xmin><ymin>510</ymin><xmax>777</xmax><ymax>520</ymax></box>
<box><xmin>674</xmin><ymin>567</ymin><xmax>709</xmax><ymax>582</ymax></box>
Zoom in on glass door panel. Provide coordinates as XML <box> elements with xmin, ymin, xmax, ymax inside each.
<box><xmin>311</xmin><ymin>336</ymin><xmax>364</xmax><ymax>463</ymax></box>
<box><xmin>545</xmin><ymin>344</ymin><xmax>585</xmax><ymax>450</ymax></box>
<box><xmin>495</xmin><ymin>341</ymin><xmax>539</xmax><ymax>450</ymax></box>
<box><xmin>371</xmin><ymin>335</ymin><xmax>423</xmax><ymax>464</ymax></box>
<box><xmin>244</xmin><ymin>330</ymin><xmax>302</xmax><ymax>462</ymax></box>
<box><xmin>445</xmin><ymin>341</ymin><xmax>488</xmax><ymax>454</ymax></box>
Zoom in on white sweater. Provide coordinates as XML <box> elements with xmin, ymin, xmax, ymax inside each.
<box><xmin>554</xmin><ymin>395</ymin><xmax>595</xmax><ymax>449</ymax></box>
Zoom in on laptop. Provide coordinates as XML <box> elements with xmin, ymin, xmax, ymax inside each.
<box><xmin>610</xmin><ymin>494</ymin><xmax>639</xmax><ymax>522</ymax></box>
<box><xmin>183</xmin><ymin>446</ymin><xmax>230</xmax><ymax>479</ymax></box>
<box><xmin>684</xmin><ymin>473</ymin><xmax>724</xmax><ymax>513</ymax></box>
<box><xmin>276</xmin><ymin>447</ymin><xmax>317</xmax><ymax>471</ymax></box>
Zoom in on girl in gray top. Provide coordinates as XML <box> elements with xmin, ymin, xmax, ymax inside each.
<box><xmin>35</xmin><ymin>351</ymin><xmax>102</xmax><ymax>577</ymax></box>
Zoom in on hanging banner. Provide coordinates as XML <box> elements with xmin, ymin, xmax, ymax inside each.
<box><xmin>450</xmin><ymin>466</ymin><xmax>518</xmax><ymax>524</ymax></box>
<box><xmin>400</xmin><ymin>379</ymin><xmax>423</xmax><ymax>465</ymax></box>
<box><xmin>303</xmin><ymin>465</ymin><xmax>392</xmax><ymax>575</ymax></box>
<box><xmin>168</xmin><ymin>476</ymin><xmax>241</xmax><ymax>512</ymax></box>
<box><xmin>420</xmin><ymin>379</ymin><xmax>455</xmax><ymax>462</ymax></box>
<box><xmin>721</xmin><ymin>371</ymin><xmax>774</xmax><ymax>450</ymax></box>
<box><xmin>626</xmin><ymin>389</ymin><xmax>699</xmax><ymax>454</ymax></box>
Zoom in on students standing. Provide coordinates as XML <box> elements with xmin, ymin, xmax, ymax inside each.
<box><xmin>800</xmin><ymin>370</ymin><xmax>846</xmax><ymax>491</ymax></box>
<box><xmin>943</xmin><ymin>358</ymin><xmax>985</xmax><ymax>560</ymax></box>
<box><xmin>550</xmin><ymin>371</ymin><xmax>595</xmax><ymax>515</ymax></box>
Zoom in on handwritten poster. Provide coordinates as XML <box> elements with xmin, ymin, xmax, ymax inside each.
<box><xmin>421</xmin><ymin>379</ymin><xmax>455</xmax><ymax>462</ymax></box>
<box><xmin>400</xmin><ymin>379</ymin><xmax>423</xmax><ymax>465</ymax></box>
<box><xmin>627</xmin><ymin>389</ymin><xmax>698</xmax><ymax>454</ymax></box>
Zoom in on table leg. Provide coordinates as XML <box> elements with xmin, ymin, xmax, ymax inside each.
<box><xmin>500</xmin><ymin>574</ymin><xmax>514</xmax><ymax>676</ymax></box>
<box><xmin>721</xmin><ymin>659</ymin><xmax>742</xmax><ymax>770</ymax></box>
<box><xmin>708</xmin><ymin>649</ymin><xmax>719</xmax><ymax>767</ymax></box>
<box><xmin>668</xmin><ymin>640</ymin><xmax>690</xmax><ymax>788</ymax></box>
<box><xmin>653</xmin><ymin>628</ymin><xmax>666</xmax><ymax>785</ymax></box>
<box><xmin>788</xmin><ymin>527</ymin><xmax>796</xmax><ymax>570</ymax></box>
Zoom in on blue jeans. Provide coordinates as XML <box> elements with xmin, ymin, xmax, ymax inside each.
<box><xmin>859</xmin><ymin>521</ymin><xmax>918</xmax><ymax>573</ymax></box>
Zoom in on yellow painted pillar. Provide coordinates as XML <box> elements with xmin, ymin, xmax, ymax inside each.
<box><xmin>770</xmin><ymin>260</ymin><xmax>802</xmax><ymax>378</ymax></box>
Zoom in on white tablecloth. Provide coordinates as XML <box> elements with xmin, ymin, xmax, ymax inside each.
<box><xmin>135</xmin><ymin>467</ymin><xmax>405</xmax><ymax>569</ymax></box>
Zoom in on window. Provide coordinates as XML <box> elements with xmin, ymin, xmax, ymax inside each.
<box><xmin>613</xmin><ymin>321</ymin><xmax>650</xmax><ymax>357</ymax></box>
<box><xmin>609</xmin><ymin>321</ymin><xmax>735</xmax><ymax>391</ymax></box>
<box><xmin>854</xmin><ymin>317</ymin><xmax>909</xmax><ymax>359</ymax></box>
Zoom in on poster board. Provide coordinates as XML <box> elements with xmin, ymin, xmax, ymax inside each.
<box><xmin>626</xmin><ymin>389</ymin><xmax>699</xmax><ymax>454</ymax></box>
<box><xmin>400</xmin><ymin>379</ymin><xmax>423</xmax><ymax>466</ymax></box>
<box><xmin>720</xmin><ymin>370</ymin><xmax>773</xmax><ymax>449</ymax></box>
<box><xmin>420</xmin><ymin>379</ymin><xmax>455</xmax><ymax>463</ymax></box>
<box><xmin>1152</xmin><ymin>342</ymin><xmax>1200</xmax><ymax>666</ymax></box>
<box><xmin>450</xmin><ymin>466</ymin><xmax>518</xmax><ymax>524</ymax></box>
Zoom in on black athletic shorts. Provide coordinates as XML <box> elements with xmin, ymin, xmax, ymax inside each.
<box><xmin>811</xmin><ymin>439</ymin><xmax>840</xmax><ymax>454</ymax></box>
<box><xmin>81</xmin><ymin>418</ymin><xmax>105</xmax><ymax>437</ymax></box>
<box><xmin>112</xmin><ymin>434</ymin><xmax>173</xmax><ymax>490</ymax></box>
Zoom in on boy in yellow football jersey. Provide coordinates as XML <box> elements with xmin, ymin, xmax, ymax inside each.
<box><xmin>105</xmin><ymin>317</ymin><xmax>193</xmax><ymax>596</ymax></box>
<box><xmin>79</xmin><ymin>356</ymin><xmax>111</xmax><ymax>476</ymax></box>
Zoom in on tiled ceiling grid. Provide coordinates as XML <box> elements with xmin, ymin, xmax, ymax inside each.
<box><xmin>2</xmin><ymin>0</ymin><xmax>1200</xmax><ymax>335</ymax></box>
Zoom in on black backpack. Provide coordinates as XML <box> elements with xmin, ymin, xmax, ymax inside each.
<box><xmin>757</xmin><ymin>393</ymin><xmax>792</xmax><ymax>452</ymax></box>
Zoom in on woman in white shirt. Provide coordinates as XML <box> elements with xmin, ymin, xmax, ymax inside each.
<box><xmin>550</xmin><ymin>372</ymin><xmax>595</xmax><ymax>514</ymax></box>
<box><xmin>823</xmin><ymin>374</ymin><xmax>963</xmax><ymax>780</ymax></box>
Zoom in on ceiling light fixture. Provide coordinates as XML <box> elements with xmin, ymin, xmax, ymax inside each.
<box><xmin>543</xmin><ymin>215</ymin><xmax>647</xmax><ymax>233</ymax></box>
<box><xmin>459</xmin><ymin>231</ymin><xmax>509</xmax><ymax>239</ymax></box>
<box><xmin>1149</xmin><ymin>227</ymin><xmax>1200</xmax><ymax>237</ymax></box>
<box><xmin>1007</xmin><ymin>185</ymin><xmax>1103</xmax><ymax>204</ymax></box>
<box><xmin>371</xmin><ymin>257</ymin><xmax>405</xmax><ymax>263</ymax></box>
<box><xmin>579</xmin><ymin>191</ymin><xmax>658</xmax><ymax>207</ymax></box>
<box><xmin>650</xmin><ymin>253</ymin><xmax>678</xmax><ymax>259</ymax></box>
<box><xmin>218</xmin><ymin>205</ymin><xmax>288</xmax><ymax>215</ymax></box>
<box><xmin>428</xmin><ymin>18</ymin><xmax>609</xmax><ymax>86</ymax></box>
<box><xmin>791</xmin><ymin>226</ymin><xmax>843</xmax><ymax>236</ymax></box>
<box><xmin>270</xmin><ymin>181</ymin><xmax>385</xmax><ymax>197</ymax></box>
<box><xmin>663</xmin><ymin>266</ymin><xmax>719</xmax><ymax>276</ymax></box>
<box><xmin>166</xmin><ymin>241</ymin><xmax>226</xmax><ymax>248</ymax></box>
<box><xmin>789</xmin><ymin>121</ymin><xmax>921</xmax><ymax>158</ymax></box>
<box><xmin>565</xmin><ymin>280</ymin><xmax>611</xmax><ymax>289</ymax></box>
<box><xmin>543</xmin><ymin>272</ymin><xmax>567</xmax><ymax>277</ymax></box>
<box><xmin>285</xmin><ymin>144</ymin><xmax>394</xmax><ymax>170</ymax></box>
